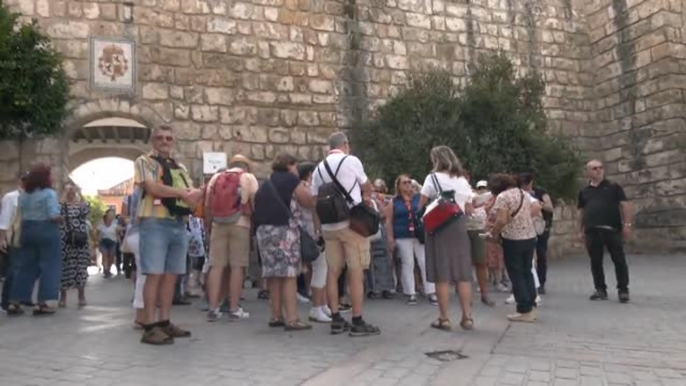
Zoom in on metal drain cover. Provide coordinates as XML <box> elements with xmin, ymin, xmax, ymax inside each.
<box><xmin>424</xmin><ymin>349</ymin><xmax>468</xmax><ymax>362</ymax></box>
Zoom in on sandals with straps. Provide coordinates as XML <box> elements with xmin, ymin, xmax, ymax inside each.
<box><xmin>460</xmin><ymin>317</ymin><xmax>474</xmax><ymax>331</ymax></box>
<box><xmin>284</xmin><ymin>319</ymin><xmax>312</xmax><ymax>331</ymax></box>
<box><xmin>431</xmin><ymin>318</ymin><xmax>452</xmax><ymax>332</ymax></box>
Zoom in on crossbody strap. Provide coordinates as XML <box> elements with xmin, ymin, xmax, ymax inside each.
<box><xmin>430</xmin><ymin>173</ymin><xmax>443</xmax><ymax>197</ymax></box>
<box><xmin>323</xmin><ymin>156</ymin><xmax>357</xmax><ymax>205</ymax></box>
<box><xmin>510</xmin><ymin>189</ymin><xmax>525</xmax><ymax>218</ymax></box>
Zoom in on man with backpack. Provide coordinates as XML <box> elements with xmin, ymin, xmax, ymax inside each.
<box><xmin>135</xmin><ymin>125</ymin><xmax>203</xmax><ymax>345</ymax></box>
<box><xmin>311</xmin><ymin>132</ymin><xmax>380</xmax><ymax>337</ymax></box>
<box><xmin>204</xmin><ymin>155</ymin><xmax>258</xmax><ymax>322</ymax></box>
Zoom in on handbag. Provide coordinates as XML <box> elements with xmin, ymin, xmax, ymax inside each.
<box><xmin>266</xmin><ymin>180</ymin><xmax>320</xmax><ymax>263</ymax></box>
<box><xmin>65</xmin><ymin>203</ymin><xmax>89</xmax><ymax>247</ymax></box>
<box><xmin>323</xmin><ymin>161</ymin><xmax>380</xmax><ymax>237</ymax></box>
<box><xmin>533</xmin><ymin>216</ymin><xmax>546</xmax><ymax>236</ymax></box>
<box><xmin>422</xmin><ymin>173</ymin><xmax>463</xmax><ymax>235</ymax></box>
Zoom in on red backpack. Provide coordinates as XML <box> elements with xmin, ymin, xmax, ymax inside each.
<box><xmin>206</xmin><ymin>170</ymin><xmax>251</xmax><ymax>224</ymax></box>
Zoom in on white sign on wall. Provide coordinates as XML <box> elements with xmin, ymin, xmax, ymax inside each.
<box><xmin>203</xmin><ymin>152</ymin><xmax>227</xmax><ymax>174</ymax></box>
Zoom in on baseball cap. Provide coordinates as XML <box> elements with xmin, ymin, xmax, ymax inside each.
<box><xmin>476</xmin><ymin>180</ymin><xmax>488</xmax><ymax>189</ymax></box>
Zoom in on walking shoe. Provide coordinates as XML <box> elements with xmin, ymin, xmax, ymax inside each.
<box><xmin>141</xmin><ymin>326</ymin><xmax>174</xmax><ymax>345</ymax></box>
<box><xmin>349</xmin><ymin>321</ymin><xmax>381</xmax><ymax>337</ymax></box>
<box><xmin>285</xmin><ymin>319</ymin><xmax>313</xmax><ymax>331</ymax></box>
<box><xmin>496</xmin><ymin>283</ymin><xmax>509</xmax><ymax>293</ymax></box>
<box><xmin>507</xmin><ymin>312</ymin><xmax>536</xmax><ymax>323</ymax></box>
<box><xmin>227</xmin><ymin>307</ymin><xmax>250</xmax><ymax>322</ymax></box>
<box><xmin>159</xmin><ymin>323</ymin><xmax>191</xmax><ymax>338</ymax></box>
<box><xmin>206</xmin><ymin>308</ymin><xmax>223</xmax><ymax>322</ymax></box>
<box><xmin>589</xmin><ymin>290</ymin><xmax>608</xmax><ymax>301</ymax></box>
<box><xmin>309</xmin><ymin>307</ymin><xmax>332</xmax><ymax>323</ymax></box>
<box><xmin>338</xmin><ymin>303</ymin><xmax>352</xmax><ymax>313</ymax></box>
<box><xmin>322</xmin><ymin>305</ymin><xmax>332</xmax><ymax>317</ymax></box>
<box><xmin>330</xmin><ymin>319</ymin><xmax>351</xmax><ymax>335</ymax></box>
<box><xmin>296</xmin><ymin>293</ymin><xmax>311</xmax><ymax>304</ymax></box>
<box><xmin>538</xmin><ymin>286</ymin><xmax>546</xmax><ymax>295</ymax></box>
<box><xmin>535</xmin><ymin>295</ymin><xmax>542</xmax><ymax>306</ymax></box>
<box><xmin>618</xmin><ymin>291</ymin><xmax>630</xmax><ymax>304</ymax></box>
<box><xmin>407</xmin><ymin>295</ymin><xmax>418</xmax><ymax>306</ymax></box>
<box><xmin>428</xmin><ymin>293</ymin><xmax>438</xmax><ymax>306</ymax></box>
<box><xmin>504</xmin><ymin>294</ymin><xmax>515</xmax><ymax>304</ymax></box>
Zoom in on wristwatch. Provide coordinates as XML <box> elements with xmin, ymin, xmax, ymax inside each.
<box><xmin>623</xmin><ymin>223</ymin><xmax>633</xmax><ymax>227</ymax></box>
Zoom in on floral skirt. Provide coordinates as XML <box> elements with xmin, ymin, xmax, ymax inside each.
<box><xmin>257</xmin><ymin>224</ymin><xmax>301</xmax><ymax>278</ymax></box>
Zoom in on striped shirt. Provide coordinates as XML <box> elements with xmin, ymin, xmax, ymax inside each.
<box><xmin>134</xmin><ymin>152</ymin><xmax>192</xmax><ymax>219</ymax></box>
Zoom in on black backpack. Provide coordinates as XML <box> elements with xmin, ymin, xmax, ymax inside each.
<box><xmin>316</xmin><ymin>156</ymin><xmax>355</xmax><ymax>224</ymax></box>
<box><xmin>149</xmin><ymin>156</ymin><xmax>192</xmax><ymax>217</ymax></box>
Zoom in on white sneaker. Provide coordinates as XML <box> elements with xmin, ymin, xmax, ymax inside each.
<box><xmin>496</xmin><ymin>283</ymin><xmax>509</xmax><ymax>293</ymax></box>
<box><xmin>296</xmin><ymin>293</ymin><xmax>311</xmax><ymax>304</ymax></box>
<box><xmin>322</xmin><ymin>305</ymin><xmax>332</xmax><ymax>317</ymax></box>
<box><xmin>308</xmin><ymin>307</ymin><xmax>332</xmax><ymax>323</ymax></box>
<box><xmin>505</xmin><ymin>294</ymin><xmax>515</xmax><ymax>304</ymax></box>
<box><xmin>535</xmin><ymin>295</ymin><xmax>542</xmax><ymax>306</ymax></box>
<box><xmin>228</xmin><ymin>307</ymin><xmax>250</xmax><ymax>322</ymax></box>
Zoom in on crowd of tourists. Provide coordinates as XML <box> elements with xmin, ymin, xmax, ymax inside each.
<box><xmin>0</xmin><ymin>126</ymin><xmax>634</xmax><ymax>345</ymax></box>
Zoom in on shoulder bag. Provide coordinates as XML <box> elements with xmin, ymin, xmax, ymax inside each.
<box><xmin>266</xmin><ymin>180</ymin><xmax>320</xmax><ymax>264</ymax></box>
<box><xmin>323</xmin><ymin>161</ymin><xmax>380</xmax><ymax>237</ymax></box>
<box><xmin>65</xmin><ymin>203</ymin><xmax>89</xmax><ymax>247</ymax></box>
<box><xmin>421</xmin><ymin>173</ymin><xmax>463</xmax><ymax>235</ymax></box>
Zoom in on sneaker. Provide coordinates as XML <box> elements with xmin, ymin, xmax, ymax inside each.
<box><xmin>618</xmin><ymin>291</ymin><xmax>630</xmax><ymax>304</ymax></box>
<box><xmin>322</xmin><ymin>305</ymin><xmax>332</xmax><ymax>317</ymax></box>
<box><xmin>505</xmin><ymin>294</ymin><xmax>515</xmax><ymax>304</ymax></box>
<box><xmin>206</xmin><ymin>308</ymin><xmax>223</xmax><ymax>322</ymax></box>
<box><xmin>428</xmin><ymin>293</ymin><xmax>438</xmax><ymax>306</ymax></box>
<box><xmin>535</xmin><ymin>295</ymin><xmax>542</xmax><ymax>306</ymax></box>
<box><xmin>338</xmin><ymin>303</ymin><xmax>352</xmax><ymax>313</ymax></box>
<box><xmin>331</xmin><ymin>319</ymin><xmax>351</xmax><ymax>335</ymax></box>
<box><xmin>507</xmin><ymin>312</ymin><xmax>536</xmax><ymax>323</ymax></box>
<box><xmin>496</xmin><ymin>283</ymin><xmax>509</xmax><ymax>293</ymax></box>
<box><xmin>309</xmin><ymin>307</ymin><xmax>332</xmax><ymax>323</ymax></box>
<box><xmin>349</xmin><ymin>321</ymin><xmax>381</xmax><ymax>337</ymax></box>
<box><xmin>297</xmin><ymin>293</ymin><xmax>311</xmax><ymax>304</ymax></box>
<box><xmin>589</xmin><ymin>290</ymin><xmax>608</xmax><ymax>301</ymax></box>
<box><xmin>407</xmin><ymin>295</ymin><xmax>418</xmax><ymax>306</ymax></box>
<box><xmin>538</xmin><ymin>286</ymin><xmax>546</xmax><ymax>295</ymax></box>
<box><xmin>227</xmin><ymin>308</ymin><xmax>249</xmax><ymax>322</ymax></box>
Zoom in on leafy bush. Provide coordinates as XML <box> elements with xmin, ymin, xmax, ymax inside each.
<box><xmin>85</xmin><ymin>195</ymin><xmax>108</xmax><ymax>228</ymax></box>
<box><xmin>351</xmin><ymin>52</ymin><xmax>582</xmax><ymax>200</ymax></box>
<box><xmin>0</xmin><ymin>1</ymin><xmax>71</xmax><ymax>139</ymax></box>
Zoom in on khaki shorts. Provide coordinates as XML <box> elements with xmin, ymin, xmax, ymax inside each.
<box><xmin>209</xmin><ymin>223</ymin><xmax>250</xmax><ymax>268</ymax></box>
<box><xmin>468</xmin><ymin>230</ymin><xmax>486</xmax><ymax>265</ymax></box>
<box><xmin>322</xmin><ymin>227</ymin><xmax>371</xmax><ymax>270</ymax></box>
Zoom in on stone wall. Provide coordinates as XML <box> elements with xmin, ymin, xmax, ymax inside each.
<box><xmin>2</xmin><ymin>0</ymin><xmax>685</xmax><ymax>253</ymax></box>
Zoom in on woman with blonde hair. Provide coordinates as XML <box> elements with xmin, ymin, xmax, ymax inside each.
<box><xmin>59</xmin><ymin>182</ymin><xmax>91</xmax><ymax>308</ymax></box>
<box><xmin>386</xmin><ymin>174</ymin><xmax>437</xmax><ymax>305</ymax></box>
<box><xmin>419</xmin><ymin>146</ymin><xmax>474</xmax><ymax>331</ymax></box>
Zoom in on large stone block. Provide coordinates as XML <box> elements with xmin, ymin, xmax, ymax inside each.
<box><xmin>191</xmin><ymin>105</ymin><xmax>219</xmax><ymax>122</ymax></box>
<box><xmin>47</xmin><ymin>21</ymin><xmax>90</xmax><ymax>39</ymax></box>
<box><xmin>270</xmin><ymin>41</ymin><xmax>305</xmax><ymax>59</ymax></box>
<box><xmin>160</xmin><ymin>31</ymin><xmax>199</xmax><ymax>48</ymax></box>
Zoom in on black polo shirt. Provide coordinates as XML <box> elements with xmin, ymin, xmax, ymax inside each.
<box><xmin>577</xmin><ymin>179</ymin><xmax>627</xmax><ymax>231</ymax></box>
<box><xmin>533</xmin><ymin>186</ymin><xmax>553</xmax><ymax>229</ymax></box>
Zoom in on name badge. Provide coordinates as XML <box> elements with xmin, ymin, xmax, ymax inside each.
<box><xmin>153</xmin><ymin>199</ymin><xmax>162</xmax><ymax>206</ymax></box>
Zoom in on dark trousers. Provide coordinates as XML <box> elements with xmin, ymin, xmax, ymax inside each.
<box><xmin>1</xmin><ymin>248</ymin><xmax>17</xmax><ymax>310</ymax></box>
<box><xmin>536</xmin><ymin>231</ymin><xmax>550</xmax><ymax>287</ymax></box>
<box><xmin>502</xmin><ymin>238</ymin><xmax>537</xmax><ymax>314</ymax></box>
<box><xmin>584</xmin><ymin>228</ymin><xmax>629</xmax><ymax>293</ymax></box>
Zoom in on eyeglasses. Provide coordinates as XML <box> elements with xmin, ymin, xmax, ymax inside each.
<box><xmin>477</xmin><ymin>187</ymin><xmax>487</xmax><ymax>190</ymax></box>
<box><xmin>154</xmin><ymin>135</ymin><xmax>174</xmax><ymax>142</ymax></box>
<box><xmin>590</xmin><ymin>166</ymin><xmax>603</xmax><ymax>171</ymax></box>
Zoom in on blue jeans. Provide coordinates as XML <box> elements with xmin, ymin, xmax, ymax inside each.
<box><xmin>1</xmin><ymin>247</ymin><xmax>18</xmax><ymax>310</ymax></box>
<box><xmin>139</xmin><ymin>218</ymin><xmax>189</xmax><ymax>275</ymax></box>
<box><xmin>11</xmin><ymin>221</ymin><xmax>62</xmax><ymax>303</ymax></box>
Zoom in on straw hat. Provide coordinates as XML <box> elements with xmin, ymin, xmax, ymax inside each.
<box><xmin>228</xmin><ymin>154</ymin><xmax>252</xmax><ymax>171</ymax></box>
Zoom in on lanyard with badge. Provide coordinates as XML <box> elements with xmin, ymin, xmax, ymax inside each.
<box><xmin>404</xmin><ymin>198</ymin><xmax>415</xmax><ymax>233</ymax></box>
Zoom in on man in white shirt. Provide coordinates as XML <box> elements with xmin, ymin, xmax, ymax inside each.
<box><xmin>311</xmin><ymin>132</ymin><xmax>380</xmax><ymax>337</ymax></box>
<box><xmin>0</xmin><ymin>173</ymin><xmax>27</xmax><ymax>311</ymax></box>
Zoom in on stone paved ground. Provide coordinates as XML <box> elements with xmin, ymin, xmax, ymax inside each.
<box><xmin>1</xmin><ymin>254</ymin><xmax>685</xmax><ymax>386</ymax></box>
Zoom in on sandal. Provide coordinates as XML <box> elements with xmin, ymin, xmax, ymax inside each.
<box><xmin>141</xmin><ymin>326</ymin><xmax>174</xmax><ymax>345</ymax></box>
<box><xmin>285</xmin><ymin>319</ymin><xmax>312</xmax><ymax>331</ymax></box>
<box><xmin>460</xmin><ymin>317</ymin><xmax>474</xmax><ymax>331</ymax></box>
<box><xmin>6</xmin><ymin>303</ymin><xmax>24</xmax><ymax>316</ymax></box>
<box><xmin>257</xmin><ymin>290</ymin><xmax>270</xmax><ymax>300</ymax></box>
<box><xmin>481</xmin><ymin>297</ymin><xmax>495</xmax><ymax>307</ymax></box>
<box><xmin>431</xmin><ymin>318</ymin><xmax>452</xmax><ymax>331</ymax></box>
<box><xmin>33</xmin><ymin>304</ymin><xmax>56</xmax><ymax>316</ymax></box>
<box><xmin>268</xmin><ymin>318</ymin><xmax>285</xmax><ymax>328</ymax></box>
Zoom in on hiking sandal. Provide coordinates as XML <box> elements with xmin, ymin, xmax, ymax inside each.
<box><xmin>141</xmin><ymin>326</ymin><xmax>174</xmax><ymax>345</ymax></box>
<box><xmin>430</xmin><ymin>318</ymin><xmax>453</xmax><ymax>332</ymax></box>
<box><xmin>460</xmin><ymin>317</ymin><xmax>474</xmax><ymax>331</ymax></box>
<box><xmin>269</xmin><ymin>318</ymin><xmax>285</xmax><ymax>328</ymax></box>
<box><xmin>284</xmin><ymin>319</ymin><xmax>312</xmax><ymax>331</ymax></box>
<box><xmin>6</xmin><ymin>303</ymin><xmax>24</xmax><ymax>316</ymax></box>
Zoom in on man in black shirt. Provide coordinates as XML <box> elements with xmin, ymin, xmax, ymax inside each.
<box><xmin>519</xmin><ymin>173</ymin><xmax>554</xmax><ymax>295</ymax></box>
<box><xmin>577</xmin><ymin>160</ymin><xmax>633</xmax><ymax>303</ymax></box>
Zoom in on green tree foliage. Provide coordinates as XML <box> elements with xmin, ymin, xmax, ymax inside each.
<box><xmin>85</xmin><ymin>195</ymin><xmax>108</xmax><ymax>227</ymax></box>
<box><xmin>351</xmin><ymin>52</ymin><xmax>582</xmax><ymax>200</ymax></box>
<box><xmin>0</xmin><ymin>0</ymin><xmax>71</xmax><ymax>139</ymax></box>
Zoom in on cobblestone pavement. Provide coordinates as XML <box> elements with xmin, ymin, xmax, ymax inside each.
<box><xmin>1</xmin><ymin>254</ymin><xmax>685</xmax><ymax>386</ymax></box>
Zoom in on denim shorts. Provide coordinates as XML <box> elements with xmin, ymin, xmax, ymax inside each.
<box><xmin>99</xmin><ymin>238</ymin><xmax>117</xmax><ymax>255</ymax></box>
<box><xmin>139</xmin><ymin>218</ymin><xmax>189</xmax><ymax>275</ymax></box>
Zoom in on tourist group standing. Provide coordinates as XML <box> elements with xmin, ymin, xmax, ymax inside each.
<box><xmin>0</xmin><ymin>125</ymin><xmax>635</xmax><ymax>346</ymax></box>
